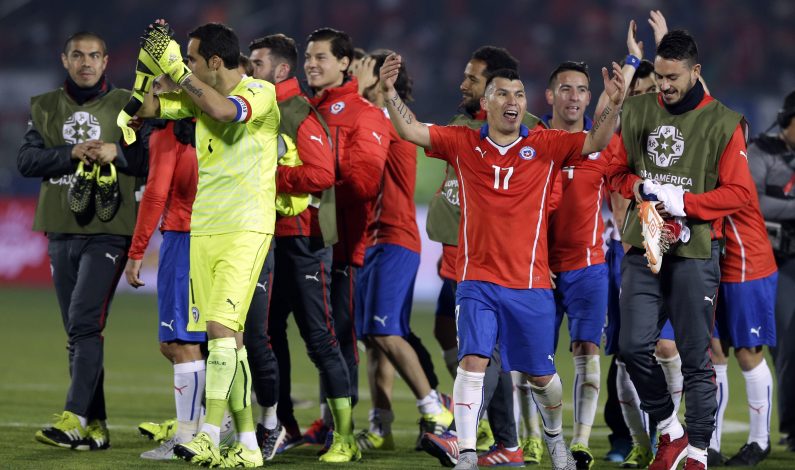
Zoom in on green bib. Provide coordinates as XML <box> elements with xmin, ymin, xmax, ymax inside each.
<box><xmin>30</xmin><ymin>88</ymin><xmax>141</xmax><ymax>235</ymax></box>
<box><xmin>278</xmin><ymin>96</ymin><xmax>338</xmax><ymax>247</ymax></box>
<box><xmin>620</xmin><ymin>93</ymin><xmax>741</xmax><ymax>258</ymax></box>
<box><xmin>426</xmin><ymin>112</ymin><xmax>541</xmax><ymax>245</ymax></box>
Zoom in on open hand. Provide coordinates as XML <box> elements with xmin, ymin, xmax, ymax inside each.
<box><xmin>602</xmin><ymin>62</ymin><xmax>626</xmax><ymax>106</ymax></box>
<box><xmin>379</xmin><ymin>53</ymin><xmax>402</xmax><ymax>94</ymax></box>
<box><xmin>649</xmin><ymin>10</ymin><xmax>669</xmax><ymax>47</ymax></box>
<box><xmin>627</xmin><ymin>19</ymin><xmax>644</xmax><ymax>59</ymax></box>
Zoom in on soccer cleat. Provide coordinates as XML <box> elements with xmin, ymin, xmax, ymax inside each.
<box><xmin>455</xmin><ymin>450</ymin><xmax>480</xmax><ymax>470</ymax></box>
<box><xmin>302</xmin><ymin>418</ymin><xmax>331</xmax><ymax>445</ymax></box>
<box><xmin>477</xmin><ymin>419</ymin><xmax>496</xmax><ymax>452</ymax></box>
<box><xmin>355</xmin><ymin>429</ymin><xmax>395</xmax><ymax>451</ymax></box>
<box><xmin>140</xmin><ymin>437</ymin><xmax>179</xmax><ymax>460</ymax></box>
<box><xmin>621</xmin><ymin>444</ymin><xmax>653</xmax><ymax>468</ymax></box>
<box><xmin>85</xmin><ymin>420</ymin><xmax>110</xmax><ymax>450</ymax></box>
<box><xmin>256</xmin><ymin>422</ymin><xmax>287</xmax><ymax>461</ymax></box>
<box><xmin>219</xmin><ymin>412</ymin><xmax>236</xmax><ymax>448</ymax></box>
<box><xmin>478</xmin><ymin>443</ymin><xmax>525</xmax><ymax>467</ymax></box>
<box><xmin>639</xmin><ymin>201</ymin><xmax>665</xmax><ymax>273</ymax></box>
<box><xmin>707</xmin><ymin>447</ymin><xmax>728</xmax><ymax>466</ymax></box>
<box><xmin>218</xmin><ymin>442</ymin><xmax>263</xmax><ymax>468</ymax></box>
<box><xmin>417</xmin><ymin>407</ymin><xmax>455</xmax><ymax>450</ymax></box>
<box><xmin>173</xmin><ymin>431</ymin><xmax>221</xmax><ymax>466</ymax></box>
<box><xmin>543</xmin><ymin>432</ymin><xmax>577</xmax><ymax>470</ymax></box>
<box><xmin>34</xmin><ymin>411</ymin><xmax>89</xmax><ymax>450</ymax></box>
<box><xmin>68</xmin><ymin>162</ymin><xmax>98</xmax><ymax>216</ymax></box>
<box><xmin>318</xmin><ymin>431</ymin><xmax>362</xmax><ymax>463</ymax></box>
<box><xmin>570</xmin><ymin>443</ymin><xmax>594</xmax><ymax>469</ymax></box>
<box><xmin>648</xmin><ymin>432</ymin><xmax>688</xmax><ymax>470</ymax></box>
<box><xmin>725</xmin><ymin>441</ymin><xmax>770</xmax><ymax>466</ymax></box>
<box><xmin>440</xmin><ymin>392</ymin><xmax>455</xmax><ymax>414</ymax></box>
<box><xmin>421</xmin><ymin>430</ymin><xmax>459</xmax><ymax>467</ymax></box>
<box><xmin>275</xmin><ymin>424</ymin><xmax>303</xmax><ymax>454</ymax></box>
<box><xmin>606</xmin><ymin>436</ymin><xmax>632</xmax><ymax>463</ymax></box>
<box><xmin>138</xmin><ymin>418</ymin><xmax>176</xmax><ymax>443</ymax></box>
<box><xmin>682</xmin><ymin>458</ymin><xmax>706</xmax><ymax>470</ymax></box>
<box><xmin>94</xmin><ymin>163</ymin><xmax>120</xmax><ymax>222</ymax></box>
<box><xmin>317</xmin><ymin>428</ymin><xmax>334</xmax><ymax>456</ymax></box>
<box><xmin>521</xmin><ymin>436</ymin><xmax>543</xmax><ymax>465</ymax></box>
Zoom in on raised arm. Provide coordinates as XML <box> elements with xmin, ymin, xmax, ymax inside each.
<box><xmin>379</xmin><ymin>53</ymin><xmax>431</xmax><ymax>148</ymax></box>
<box><xmin>594</xmin><ymin>19</ymin><xmax>645</xmax><ymax>119</ymax></box>
<box><xmin>582</xmin><ymin>62</ymin><xmax>625</xmax><ymax>155</ymax></box>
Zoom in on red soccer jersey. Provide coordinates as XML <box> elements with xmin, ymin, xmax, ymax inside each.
<box><xmin>128</xmin><ymin>121</ymin><xmax>197</xmax><ymax>260</ymax></box>
<box><xmin>548</xmin><ymin>133</ymin><xmax>618</xmax><ymax>272</ymax></box>
<box><xmin>428</xmin><ymin>124</ymin><xmax>587</xmax><ymax>289</ymax></box>
<box><xmin>367</xmin><ymin>111</ymin><xmax>421</xmax><ymax>253</ymax></box>
<box><xmin>274</xmin><ymin>78</ymin><xmax>335</xmax><ymax>238</ymax></box>
<box><xmin>310</xmin><ymin>78</ymin><xmax>390</xmax><ymax>266</ymax></box>
<box><xmin>440</xmin><ymin>243</ymin><xmax>458</xmax><ymax>280</ymax></box>
<box><xmin>722</xmin><ymin>194</ymin><xmax>778</xmax><ymax>283</ymax></box>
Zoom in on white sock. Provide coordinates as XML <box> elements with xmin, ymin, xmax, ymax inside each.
<box><xmin>687</xmin><ymin>444</ymin><xmax>708</xmax><ymax>465</ymax></box>
<box><xmin>656</xmin><ymin>354</ymin><xmax>684</xmax><ymax>415</ymax></box>
<box><xmin>200</xmin><ymin>423</ymin><xmax>221</xmax><ymax>445</ymax></box>
<box><xmin>75</xmin><ymin>413</ymin><xmax>87</xmax><ymax>428</ymax></box>
<box><xmin>530</xmin><ymin>374</ymin><xmax>564</xmax><ymax>436</ymax></box>
<box><xmin>417</xmin><ymin>390</ymin><xmax>443</xmax><ymax>415</ymax></box>
<box><xmin>658</xmin><ymin>410</ymin><xmax>684</xmax><ymax>441</ymax></box>
<box><xmin>260</xmin><ymin>405</ymin><xmax>278</xmax><ymax>430</ymax></box>
<box><xmin>174</xmin><ymin>360</ymin><xmax>205</xmax><ymax>442</ymax></box>
<box><xmin>572</xmin><ymin>355</ymin><xmax>600</xmax><ymax>446</ymax></box>
<box><xmin>320</xmin><ymin>402</ymin><xmax>333</xmax><ymax>427</ymax></box>
<box><xmin>239</xmin><ymin>431</ymin><xmax>258</xmax><ymax>451</ymax></box>
<box><xmin>368</xmin><ymin>408</ymin><xmax>394</xmax><ymax>436</ymax></box>
<box><xmin>511</xmin><ymin>371</ymin><xmax>523</xmax><ymax>438</ymax></box>
<box><xmin>710</xmin><ymin>363</ymin><xmax>729</xmax><ymax>451</ymax></box>
<box><xmin>616</xmin><ymin>360</ymin><xmax>651</xmax><ymax>449</ymax></box>
<box><xmin>453</xmin><ymin>367</ymin><xmax>485</xmax><ymax>451</ymax></box>
<box><xmin>742</xmin><ymin>359</ymin><xmax>773</xmax><ymax>450</ymax></box>
<box><xmin>443</xmin><ymin>348</ymin><xmax>459</xmax><ymax>378</ymax></box>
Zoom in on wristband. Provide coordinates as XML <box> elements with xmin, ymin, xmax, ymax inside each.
<box><xmin>625</xmin><ymin>54</ymin><xmax>641</xmax><ymax>69</ymax></box>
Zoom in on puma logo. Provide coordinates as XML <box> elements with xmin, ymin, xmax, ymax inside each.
<box><xmin>739</xmin><ymin>150</ymin><xmax>748</xmax><ymax>161</ymax></box>
<box><xmin>160</xmin><ymin>320</ymin><xmax>175</xmax><ymax>332</ymax></box>
<box><xmin>310</xmin><ymin>135</ymin><xmax>324</xmax><ymax>146</ymax></box>
<box><xmin>374</xmin><ymin>315</ymin><xmax>388</xmax><ymax>327</ymax></box>
<box><xmin>547</xmin><ymin>354</ymin><xmax>555</xmax><ymax>363</ymax></box>
<box><xmin>105</xmin><ymin>253</ymin><xmax>119</xmax><ymax>264</ymax></box>
<box><xmin>256</xmin><ymin>282</ymin><xmax>267</xmax><ymax>292</ymax></box>
<box><xmin>583</xmin><ymin>383</ymin><xmax>600</xmax><ymax>391</ymax></box>
<box><xmin>544</xmin><ymin>402</ymin><xmax>563</xmax><ymax>411</ymax></box>
<box><xmin>749</xmin><ymin>404</ymin><xmax>765</xmax><ymax>414</ymax></box>
<box><xmin>334</xmin><ymin>268</ymin><xmax>349</xmax><ymax>277</ymax></box>
<box><xmin>750</xmin><ymin>326</ymin><xmax>761</xmax><ymax>337</ymax></box>
<box><xmin>455</xmin><ymin>402</ymin><xmax>475</xmax><ymax>410</ymax></box>
<box><xmin>372</xmin><ymin>131</ymin><xmax>383</xmax><ymax>145</ymax></box>
<box><xmin>226</xmin><ymin>298</ymin><xmax>239</xmax><ymax>311</ymax></box>
<box><xmin>208</xmin><ymin>138</ymin><xmax>214</xmax><ymax>154</ymax></box>
<box><xmin>305</xmin><ymin>272</ymin><xmax>320</xmax><ymax>282</ymax></box>
<box><xmin>704</xmin><ymin>295</ymin><xmax>715</xmax><ymax>306</ymax></box>
<box><xmin>174</xmin><ymin>385</ymin><xmax>188</xmax><ymax>396</ymax></box>
<box><xmin>475</xmin><ymin>146</ymin><xmax>486</xmax><ymax>158</ymax></box>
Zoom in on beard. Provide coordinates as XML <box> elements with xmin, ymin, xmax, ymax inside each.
<box><xmin>461</xmin><ymin>96</ymin><xmax>481</xmax><ymax>116</ymax></box>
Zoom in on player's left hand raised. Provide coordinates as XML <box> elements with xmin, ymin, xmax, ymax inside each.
<box><xmin>603</xmin><ymin>62</ymin><xmax>626</xmax><ymax>107</ymax></box>
<box><xmin>379</xmin><ymin>53</ymin><xmax>402</xmax><ymax>94</ymax></box>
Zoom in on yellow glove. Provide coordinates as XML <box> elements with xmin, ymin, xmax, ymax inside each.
<box><xmin>141</xmin><ymin>21</ymin><xmax>192</xmax><ymax>84</ymax></box>
<box><xmin>116</xmin><ymin>49</ymin><xmax>163</xmax><ymax>144</ymax></box>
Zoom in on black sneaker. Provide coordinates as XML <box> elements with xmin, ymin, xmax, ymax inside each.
<box><xmin>725</xmin><ymin>441</ymin><xmax>770</xmax><ymax>466</ymax></box>
<box><xmin>68</xmin><ymin>161</ymin><xmax>98</xmax><ymax>215</ymax></box>
<box><xmin>708</xmin><ymin>447</ymin><xmax>727</xmax><ymax>466</ymax></box>
<box><xmin>256</xmin><ymin>422</ymin><xmax>286</xmax><ymax>461</ymax></box>
<box><xmin>94</xmin><ymin>163</ymin><xmax>120</xmax><ymax>222</ymax></box>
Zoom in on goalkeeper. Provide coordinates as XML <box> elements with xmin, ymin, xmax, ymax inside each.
<box><xmin>135</xmin><ymin>20</ymin><xmax>280</xmax><ymax>468</ymax></box>
<box><xmin>606</xmin><ymin>29</ymin><xmax>755</xmax><ymax>468</ymax></box>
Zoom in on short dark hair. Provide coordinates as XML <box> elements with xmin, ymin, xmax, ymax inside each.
<box><xmin>368</xmin><ymin>49</ymin><xmax>413</xmax><ymax>102</ymax></box>
<box><xmin>353</xmin><ymin>47</ymin><xmax>366</xmax><ymax>61</ymax></box>
<box><xmin>188</xmin><ymin>23</ymin><xmax>240</xmax><ymax>69</ymax></box>
<box><xmin>656</xmin><ymin>30</ymin><xmax>699</xmax><ymax>66</ymax></box>
<box><xmin>547</xmin><ymin>61</ymin><xmax>589</xmax><ymax>88</ymax></box>
<box><xmin>629</xmin><ymin>59</ymin><xmax>655</xmax><ymax>90</ymax></box>
<box><xmin>484</xmin><ymin>68</ymin><xmax>522</xmax><ymax>92</ymax></box>
<box><xmin>238</xmin><ymin>53</ymin><xmax>253</xmax><ymax>76</ymax></box>
<box><xmin>306</xmin><ymin>27</ymin><xmax>353</xmax><ymax>71</ymax></box>
<box><xmin>63</xmin><ymin>31</ymin><xmax>107</xmax><ymax>55</ymax></box>
<box><xmin>249</xmin><ymin>34</ymin><xmax>298</xmax><ymax>75</ymax></box>
<box><xmin>471</xmin><ymin>46</ymin><xmax>519</xmax><ymax>74</ymax></box>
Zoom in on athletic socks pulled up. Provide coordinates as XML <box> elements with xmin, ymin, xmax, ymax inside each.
<box><xmin>656</xmin><ymin>353</ymin><xmax>684</xmax><ymax>414</ymax></box>
<box><xmin>174</xmin><ymin>359</ymin><xmax>205</xmax><ymax>442</ymax></box>
<box><xmin>710</xmin><ymin>363</ymin><xmax>729</xmax><ymax>451</ymax></box>
<box><xmin>742</xmin><ymin>359</ymin><xmax>773</xmax><ymax>450</ymax></box>
<box><xmin>572</xmin><ymin>355</ymin><xmax>600</xmax><ymax>446</ymax></box>
<box><xmin>454</xmin><ymin>367</ymin><xmax>485</xmax><ymax>450</ymax></box>
<box><xmin>530</xmin><ymin>373</ymin><xmax>564</xmax><ymax>436</ymax></box>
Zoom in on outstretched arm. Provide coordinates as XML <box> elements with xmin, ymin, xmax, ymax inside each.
<box><xmin>594</xmin><ymin>19</ymin><xmax>645</xmax><ymax>119</ymax></box>
<box><xmin>379</xmin><ymin>53</ymin><xmax>431</xmax><ymax>148</ymax></box>
<box><xmin>582</xmin><ymin>62</ymin><xmax>625</xmax><ymax>155</ymax></box>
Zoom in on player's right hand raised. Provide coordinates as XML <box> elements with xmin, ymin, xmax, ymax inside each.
<box><xmin>379</xmin><ymin>53</ymin><xmax>402</xmax><ymax>94</ymax></box>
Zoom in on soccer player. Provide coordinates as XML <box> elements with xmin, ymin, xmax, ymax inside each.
<box><xmin>608</xmin><ymin>30</ymin><xmax>756</xmax><ymax>469</ymax></box>
<box><xmin>135</xmin><ymin>20</ymin><xmax>280</xmax><ymax>467</ymax></box>
<box><xmin>124</xmin><ymin>78</ymin><xmax>205</xmax><ymax>461</ymax></box>
<box><xmin>380</xmin><ymin>53</ymin><xmax>625</xmax><ymax>470</ymax></box>
<box><xmin>20</xmin><ymin>31</ymin><xmax>148</xmax><ymax>452</ymax></box>
<box><xmin>303</xmin><ymin>27</ymin><xmax>391</xmax><ymax>461</ymax></box>
<box><xmin>248</xmin><ymin>33</ymin><xmax>356</xmax><ymax>461</ymax></box>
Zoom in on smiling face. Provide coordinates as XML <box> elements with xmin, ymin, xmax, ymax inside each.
<box><xmin>482</xmin><ymin>77</ymin><xmax>527</xmax><ymax>136</ymax></box>
<box><xmin>546</xmin><ymin>70</ymin><xmax>591</xmax><ymax>127</ymax></box>
<box><xmin>460</xmin><ymin>59</ymin><xmax>488</xmax><ymax>115</ymax></box>
<box><xmin>654</xmin><ymin>56</ymin><xmax>700</xmax><ymax>105</ymax></box>
<box><xmin>61</xmin><ymin>38</ymin><xmax>107</xmax><ymax>88</ymax></box>
<box><xmin>630</xmin><ymin>75</ymin><xmax>658</xmax><ymax>97</ymax></box>
<box><xmin>304</xmin><ymin>39</ymin><xmax>349</xmax><ymax>92</ymax></box>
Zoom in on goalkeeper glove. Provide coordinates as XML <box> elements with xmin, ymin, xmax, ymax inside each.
<box><xmin>116</xmin><ymin>49</ymin><xmax>164</xmax><ymax>144</ymax></box>
<box><xmin>141</xmin><ymin>21</ymin><xmax>192</xmax><ymax>85</ymax></box>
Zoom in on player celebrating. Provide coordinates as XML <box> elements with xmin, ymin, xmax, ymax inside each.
<box><xmin>136</xmin><ymin>20</ymin><xmax>280</xmax><ymax>467</ymax></box>
<box><xmin>380</xmin><ymin>53</ymin><xmax>625</xmax><ymax>470</ymax></box>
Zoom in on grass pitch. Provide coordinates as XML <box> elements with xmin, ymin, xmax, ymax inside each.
<box><xmin>1</xmin><ymin>287</ymin><xmax>792</xmax><ymax>468</ymax></box>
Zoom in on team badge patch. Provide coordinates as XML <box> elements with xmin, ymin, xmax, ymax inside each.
<box><xmin>647</xmin><ymin>125</ymin><xmax>685</xmax><ymax>167</ymax></box>
<box><xmin>62</xmin><ymin>111</ymin><xmax>101</xmax><ymax>144</ymax></box>
<box><xmin>330</xmin><ymin>101</ymin><xmax>346</xmax><ymax>114</ymax></box>
<box><xmin>519</xmin><ymin>146</ymin><xmax>536</xmax><ymax>160</ymax></box>
<box><xmin>191</xmin><ymin>306</ymin><xmax>200</xmax><ymax>323</ymax></box>
<box><xmin>588</xmin><ymin>151</ymin><xmax>600</xmax><ymax>160</ymax></box>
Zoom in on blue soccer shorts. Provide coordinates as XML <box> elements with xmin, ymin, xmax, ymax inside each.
<box><xmin>158</xmin><ymin>231</ymin><xmax>206</xmax><ymax>343</ymax></box>
<box><xmin>714</xmin><ymin>273</ymin><xmax>777</xmax><ymax>348</ymax></box>
<box><xmin>553</xmin><ymin>263</ymin><xmax>608</xmax><ymax>349</ymax></box>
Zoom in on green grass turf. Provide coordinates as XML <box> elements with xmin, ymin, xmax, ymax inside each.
<box><xmin>1</xmin><ymin>287</ymin><xmax>792</xmax><ymax>468</ymax></box>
